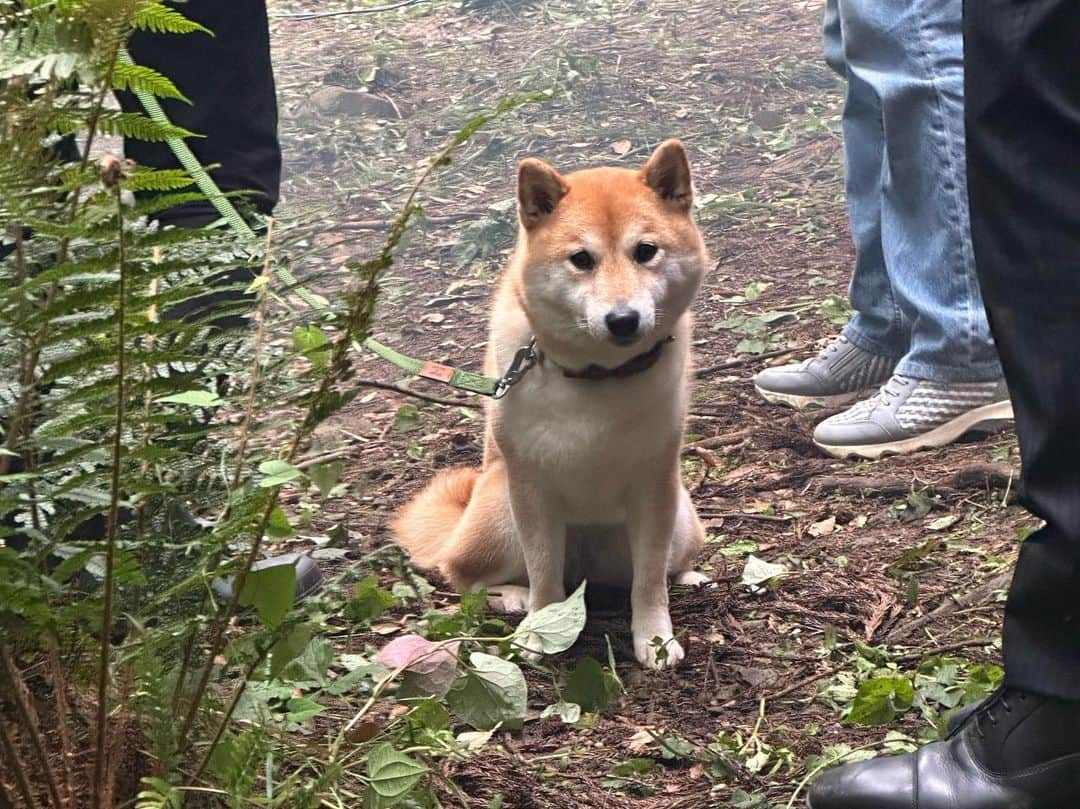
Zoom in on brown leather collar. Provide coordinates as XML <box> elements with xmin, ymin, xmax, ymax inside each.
<box><xmin>550</xmin><ymin>336</ymin><xmax>674</xmax><ymax>382</ymax></box>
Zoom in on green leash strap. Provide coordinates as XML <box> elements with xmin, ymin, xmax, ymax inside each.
<box><xmin>363</xmin><ymin>337</ymin><xmax>499</xmax><ymax>397</ymax></box>
<box><xmin>123</xmin><ymin>48</ymin><xmax>528</xmax><ymax>398</ymax></box>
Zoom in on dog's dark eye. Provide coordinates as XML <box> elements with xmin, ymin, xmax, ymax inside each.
<box><xmin>569</xmin><ymin>250</ymin><xmax>596</xmax><ymax>271</ymax></box>
<box><xmin>634</xmin><ymin>242</ymin><xmax>659</xmax><ymax>263</ymax></box>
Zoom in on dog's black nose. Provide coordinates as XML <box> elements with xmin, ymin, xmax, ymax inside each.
<box><xmin>605</xmin><ymin>307</ymin><xmax>640</xmax><ymax>340</ymax></box>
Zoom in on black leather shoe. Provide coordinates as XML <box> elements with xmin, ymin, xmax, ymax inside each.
<box><xmin>807</xmin><ymin>687</ymin><xmax>1080</xmax><ymax>808</ymax></box>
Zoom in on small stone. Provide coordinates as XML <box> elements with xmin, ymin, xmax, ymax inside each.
<box><xmin>752</xmin><ymin>109</ymin><xmax>786</xmax><ymax>130</ymax></box>
<box><xmin>308</xmin><ymin>85</ymin><xmax>398</xmax><ymax>119</ymax></box>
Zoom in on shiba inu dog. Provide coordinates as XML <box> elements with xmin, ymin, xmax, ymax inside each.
<box><xmin>392</xmin><ymin>140</ymin><xmax>709</xmax><ymax>669</ymax></box>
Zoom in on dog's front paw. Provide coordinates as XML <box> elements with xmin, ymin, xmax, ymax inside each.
<box><xmin>634</xmin><ymin>633</ymin><xmax>685</xmax><ymax>670</ymax></box>
<box><xmin>518</xmin><ymin>630</ymin><xmax>544</xmax><ymax>662</ymax></box>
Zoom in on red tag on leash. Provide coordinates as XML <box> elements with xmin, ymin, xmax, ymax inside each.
<box><xmin>419</xmin><ymin>361</ymin><xmax>455</xmax><ymax>383</ymax></box>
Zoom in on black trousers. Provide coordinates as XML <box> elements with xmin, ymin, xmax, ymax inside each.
<box><xmin>119</xmin><ymin>0</ymin><xmax>282</xmax><ymax>324</ymax></box>
<box><xmin>118</xmin><ymin>0</ymin><xmax>281</xmax><ymax>225</ymax></box>
<box><xmin>965</xmin><ymin>1</ymin><xmax>1080</xmax><ymax>699</ymax></box>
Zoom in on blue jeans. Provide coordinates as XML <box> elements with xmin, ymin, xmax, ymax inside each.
<box><xmin>824</xmin><ymin>0</ymin><xmax>1002</xmax><ymax>383</ymax></box>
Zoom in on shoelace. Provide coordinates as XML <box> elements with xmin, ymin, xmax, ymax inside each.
<box><xmin>975</xmin><ymin>689</ymin><xmax>1028</xmax><ymax>739</ymax></box>
<box><xmin>879</xmin><ymin>375</ymin><xmax>913</xmax><ymax>401</ymax></box>
<box><xmin>839</xmin><ymin>374</ymin><xmax>912</xmax><ymax>419</ymax></box>
<box><xmin>800</xmin><ymin>336</ymin><xmax>849</xmax><ymax>370</ymax></box>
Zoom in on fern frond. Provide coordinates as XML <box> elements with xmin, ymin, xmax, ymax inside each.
<box><xmin>0</xmin><ymin>11</ymin><xmax>94</xmax><ymax>83</ymax></box>
<box><xmin>131</xmin><ymin>2</ymin><xmax>213</xmax><ymax>36</ymax></box>
<box><xmin>54</xmin><ymin>110</ymin><xmax>200</xmax><ymax>142</ymax></box>
<box><xmin>125</xmin><ymin>168</ymin><xmax>196</xmax><ymax>193</ymax></box>
<box><xmin>112</xmin><ymin>61</ymin><xmax>190</xmax><ymax>103</ymax></box>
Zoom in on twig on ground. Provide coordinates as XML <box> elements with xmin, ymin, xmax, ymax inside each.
<box><xmin>694</xmin><ymin>346</ymin><xmax>803</xmax><ymax>379</ymax></box>
<box><xmin>807</xmin><ymin>474</ymin><xmax>923</xmax><ymax>498</ymax></box>
<box><xmin>336</xmin><ymin>212</ymin><xmax>473</xmax><ymax>231</ymax></box>
<box><xmin>698</xmin><ymin>510</ymin><xmax>793</xmax><ymax>523</ymax></box>
<box><xmin>766</xmin><ymin>663</ymin><xmax>846</xmax><ymax>702</ymax></box>
<box><xmin>686</xmin><ymin>428</ymin><xmax>753</xmax><ymax>449</ymax></box>
<box><xmin>686</xmin><ymin>445</ymin><xmax>719</xmax><ymax>493</ymax></box>
<box><xmin>893</xmin><ymin>638</ymin><xmax>998</xmax><ymax>664</ymax></box>
<box><xmin>297</xmin><ymin>445</ymin><xmax>359</xmax><ymax>470</ymax></box>
<box><xmin>886</xmin><ymin>572</ymin><xmax>1012</xmax><ymax>643</ymax></box>
<box><xmin>355</xmin><ymin>378</ymin><xmax>481</xmax><ymax>408</ymax></box>
<box><xmin>808</xmin><ymin>463</ymin><xmax>1018</xmax><ymax>500</ymax></box>
<box><xmin>275</xmin><ymin>0</ymin><xmax>427</xmax><ymax>20</ymax></box>
<box><xmin>944</xmin><ymin>463</ymin><xmax>1016</xmax><ymax>490</ymax></box>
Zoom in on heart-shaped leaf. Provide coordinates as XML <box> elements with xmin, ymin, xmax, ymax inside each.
<box><xmin>258</xmin><ymin>459</ymin><xmax>304</xmax><ymax>488</ymax></box>
<box><xmin>846</xmin><ymin>676</ymin><xmax>915</xmax><ymax>726</ymax></box>
<box><xmin>238</xmin><ymin>563</ymin><xmax>296</xmax><ymax>628</ymax></box>
<box><xmin>446</xmin><ymin>652</ymin><xmax>527</xmax><ymax>730</ymax></box>
<box><xmin>378</xmin><ymin>635</ymin><xmax>460</xmax><ymax>698</ymax></box>
<box><xmin>740</xmin><ymin>555</ymin><xmax>787</xmax><ymax>589</ymax></box>
<box><xmin>309</xmin><ymin>461</ymin><xmax>344</xmax><ymax>497</ymax></box>
<box><xmin>366</xmin><ymin>743</ymin><xmax>427</xmax><ymax>806</ymax></box>
<box><xmin>156</xmin><ymin>390</ymin><xmax>222</xmax><ymax>407</ymax></box>
<box><xmin>562</xmin><ymin>656</ymin><xmax>622</xmax><ymax>712</ymax></box>
<box><xmin>516</xmin><ymin>580</ymin><xmax>587</xmax><ymax>654</ymax></box>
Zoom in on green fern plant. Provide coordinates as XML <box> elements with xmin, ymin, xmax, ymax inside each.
<box><xmin>1</xmin><ymin>2</ymin><xmax>548</xmax><ymax>807</ymax></box>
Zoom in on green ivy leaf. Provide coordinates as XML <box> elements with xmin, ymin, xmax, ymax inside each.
<box><xmin>610</xmin><ymin>757</ymin><xmax>657</xmax><ymax>777</ymax></box>
<box><xmin>266</xmin><ymin>506</ymin><xmax>294</xmax><ymax>538</ymax></box>
<box><xmin>408</xmin><ymin>699</ymin><xmax>451</xmax><ymax>733</ymax></box>
<box><xmin>391</xmin><ymin>404</ymin><xmax>421</xmax><ymax>432</ymax></box>
<box><xmin>516</xmin><ymin>580</ymin><xmax>586</xmax><ymax>654</ymax></box>
<box><xmin>347</xmin><ymin>576</ymin><xmax>395</xmax><ymax>623</ymax></box>
<box><xmin>238</xmin><ymin>563</ymin><xmax>297</xmax><ymax>628</ymax></box>
<box><xmin>744</xmin><ymin>281</ymin><xmax>771</xmax><ymax>301</ymax></box>
<box><xmin>540</xmin><ymin>700</ymin><xmax>582</xmax><ymax>724</ymax></box>
<box><xmin>562</xmin><ymin>656</ymin><xmax>623</xmax><ymax>713</ymax></box>
<box><xmin>293</xmin><ymin>325</ymin><xmax>330</xmax><ymax>369</ymax></box>
<box><xmin>281</xmin><ymin>638</ymin><xmax>334</xmax><ymax>687</ymax></box>
<box><xmin>846</xmin><ymin>676</ymin><xmax>915</xmax><ymax>726</ymax></box>
<box><xmin>269</xmin><ymin>625</ymin><xmax>312</xmax><ymax>680</ymax></box>
<box><xmin>258</xmin><ymin>459</ymin><xmax>304</xmax><ymax>488</ymax></box>
<box><xmin>308</xmin><ymin>461</ymin><xmax>344</xmax><ymax>498</ymax></box>
<box><xmin>804</xmin><ymin>743</ymin><xmax>877</xmax><ymax>774</ymax></box>
<box><xmin>285</xmin><ymin>696</ymin><xmax>325</xmax><ymax>723</ymax></box>
<box><xmin>964</xmin><ymin>664</ymin><xmax>1004</xmax><ymax>703</ymax></box>
<box><xmin>365</xmin><ymin>743</ymin><xmax>428</xmax><ymax>807</ymax></box>
<box><xmin>446</xmin><ymin>652</ymin><xmax>527</xmax><ymax>730</ymax></box>
<box><xmin>816</xmin><ymin>294</ymin><xmax>856</xmax><ymax>326</ymax></box>
<box><xmin>156</xmin><ymin>390</ymin><xmax>222</xmax><ymax>407</ymax></box>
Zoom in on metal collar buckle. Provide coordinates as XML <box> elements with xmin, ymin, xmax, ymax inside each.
<box><xmin>493</xmin><ymin>338</ymin><xmax>538</xmax><ymax>399</ymax></box>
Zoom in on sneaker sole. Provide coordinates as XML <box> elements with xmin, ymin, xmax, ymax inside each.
<box><xmin>754</xmin><ymin>385</ymin><xmax>879</xmax><ymax>412</ymax></box>
<box><xmin>815</xmin><ymin>399</ymin><xmax>1014</xmax><ymax>460</ymax></box>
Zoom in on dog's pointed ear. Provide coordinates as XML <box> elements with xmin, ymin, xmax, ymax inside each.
<box><xmin>641</xmin><ymin>139</ymin><xmax>693</xmax><ymax>211</ymax></box>
<box><xmin>518</xmin><ymin>158</ymin><xmax>569</xmax><ymax>229</ymax></box>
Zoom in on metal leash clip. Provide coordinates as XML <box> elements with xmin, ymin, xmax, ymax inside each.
<box><xmin>493</xmin><ymin>338</ymin><xmax>538</xmax><ymax>399</ymax></box>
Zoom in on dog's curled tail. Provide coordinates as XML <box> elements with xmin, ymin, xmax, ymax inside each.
<box><xmin>391</xmin><ymin>467</ymin><xmax>479</xmax><ymax>569</ymax></box>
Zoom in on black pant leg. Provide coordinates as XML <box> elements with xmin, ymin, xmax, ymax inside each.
<box><xmin>117</xmin><ymin>0</ymin><xmax>281</xmax><ymax>224</ymax></box>
<box><xmin>118</xmin><ymin>2</ymin><xmax>281</xmax><ymax>324</ymax></box>
<box><xmin>964</xmin><ymin>0</ymin><xmax>1080</xmax><ymax>699</ymax></box>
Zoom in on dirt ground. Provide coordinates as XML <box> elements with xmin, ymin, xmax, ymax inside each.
<box><xmin>265</xmin><ymin>1</ymin><xmax>1029</xmax><ymax>805</ymax></box>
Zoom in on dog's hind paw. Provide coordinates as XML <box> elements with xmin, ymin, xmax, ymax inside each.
<box><xmin>673</xmin><ymin>570</ymin><xmax>711</xmax><ymax>587</ymax></box>
<box><xmin>486</xmin><ymin>585</ymin><xmax>531</xmax><ymax>614</ymax></box>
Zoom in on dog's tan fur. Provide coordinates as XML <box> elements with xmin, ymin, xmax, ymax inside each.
<box><xmin>393</xmin><ymin>140</ymin><xmax>710</xmax><ymax>668</ymax></box>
